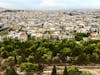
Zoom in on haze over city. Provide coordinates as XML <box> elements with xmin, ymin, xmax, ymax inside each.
<box><xmin>0</xmin><ymin>0</ymin><xmax>100</xmax><ymax>10</ymax></box>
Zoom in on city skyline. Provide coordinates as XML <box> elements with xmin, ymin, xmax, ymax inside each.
<box><xmin>0</xmin><ymin>0</ymin><xmax>100</xmax><ymax>10</ymax></box>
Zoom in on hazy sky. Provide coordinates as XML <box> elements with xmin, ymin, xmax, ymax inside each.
<box><xmin>0</xmin><ymin>0</ymin><xmax>100</xmax><ymax>10</ymax></box>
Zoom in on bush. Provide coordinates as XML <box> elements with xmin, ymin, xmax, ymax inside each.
<box><xmin>27</xmin><ymin>55</ymin><xmax>34</xmax><ymax>63</ymax></box>
<box><xmin>1</xmin><ymin>64</ymin><xmax>7</xmax><ymax>70</ymax></box>
<box><xmin>7</xmin><ymin>56</ymin><xmax>15</xmax><ymax>66</ymax></box>
<box><xmin>75</xmin><ymin>33</ymin><xmax>88</xmax><ymax>41</ymax></box>
<box><xmin>1</xmin><ymin>51</ymin><xmax>8</xmax><ymax>58</ymax></box>
<box><xmin>68</xmin><ymin>66</ymin><xmax>79</xmax><ymax>75</ymax></box>
<box><xmin>20</xmin><ymin>62</ymin><xmax>39</xmax><ymax>71</ymax></box>
<box><xmin>17</xmin><ymin>56</ymin><xmax>23</xmax><ymax>64</ymax></box>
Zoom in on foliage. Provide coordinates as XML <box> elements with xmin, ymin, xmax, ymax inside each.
<box><xmin>7</xmin><ymin>56</ymin><xmax>15</xmax><ymax>66</ymax></box>
<box><xmin>68</xmin><ymin>66</ymin><xmax>79</xmax><ymax>75</ymax></box>
<box><xmin>0</xmin><ymin>38</ymin><xmax>100</xmax><ymax>65</ymax></box>
<box><xmin>75</xmin><ymin>33</ymin><xmax>88</xmax><ymax>41</ymax></box>
<box><xmin>20</xmin><ymin>62</ymin><xmax>39</xmax><ymax>71</ymax></box>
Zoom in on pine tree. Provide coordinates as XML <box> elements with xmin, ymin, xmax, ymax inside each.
<box><xmin>63</xmin><ymin>66</ymin><xmax>68</xmax><ymax>75</ymax></box>
<box><xmin>51</xmin><ymin>65</ymin><xmax>57</xmax><ymax>75</ymax></box>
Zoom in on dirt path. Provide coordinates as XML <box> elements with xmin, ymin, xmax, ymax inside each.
<box><xmin>0</xmin><ymin>65</ymin><xmax>100</xmax><ymax>75</ymax></box>
<box><xmin>80</xmin><ymin>69</ymin><xmax>100</xmax><ymax>75</ymax></box>
<box><xmin>43</xmin><ymin>66</ymin><xmax>100</xmax><ymax>75</ymax></box>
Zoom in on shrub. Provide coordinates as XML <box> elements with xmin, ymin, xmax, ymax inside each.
<box><xmin>68</xmin><ymin>66</ymin><xmax>79</xmax><ymax>75</ymax></box>
<box><xmin>20</xmin><ymin>62</ymin><xmax>39</xmax><ymax>71</ymax></box>
<box><xmin>7</xmin><ymin>56</ymin><xmax>15</xmax><ymax>66</ymax></box>
<box><xmin>17</xmin><ymin>56</ymin><xmax>23</xmax><ymax>64</ymax></box>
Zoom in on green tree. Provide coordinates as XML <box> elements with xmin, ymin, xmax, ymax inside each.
<box><xmin>1</xmin><ymin>51</ymin><xmax>8</xmax><ymax>58</ymax></box>
<box><xmin>20</xmin><ymin>62</ymin><xmax>38</xmax><ymax>71</ymax></box>
<box><xmin>76</xmin><ymin>53</ymin><xmax>88</xmax><ymax>64</ymax></box>
<box><xmin>84</xmin><ymin>44</ymin><xmax>96</xmax><ymax>55</ymax></box>
<box><xmin>60</xmin><ymin>48</ymin><xmax>71</xmax><ymax>61</ymax></box>
<box><xmin>68</xmin><ymin>66</ymin><xmax>79</xmax><ymax>75</ymax></box>
<box><xmin>27</xmin><ymin>55</ymin><xmax>34</xmax><ymax>63</ymax></box>
<box><xmin>35</xmin><ymin>47</ymin><xmax>50</xmax><ymax>62</ymax></box>
<box><xmin>7</xmin><ymin>56</ymin><xmax>15</xmax><ymax>66</ymax></box>
<box><xmin>72</xmin><ymin>44</ymin><xmax>83</xmax><ymax>56</ymax></box>
<box><xmin>17</xmin><ymin>56</ymin><xmax>23</xmax><ymax>64</ymax></box>
<box><xmin>42</xmin><ymin>53</ymin><xmax>52</xmax><ymax>62</ymax></box>
<box><xmin>60</xmin><ymin>48</ymin><xmax>71</xmax><ymax>56</ymax></box>
<box><xmin>90</xmin><ymin>53</ymin><xmax>99</xmax><ymax>62</ymax></box>
<box><xmin>75</xmin><ymin>33</ymin><xmax>88</xmax><ymax>41</ymax></box>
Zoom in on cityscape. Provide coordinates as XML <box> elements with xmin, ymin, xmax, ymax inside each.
<box><xmin>0</xmin><ymin>0</ymin><xmax>100</xmax><ymax>75</ymax></box>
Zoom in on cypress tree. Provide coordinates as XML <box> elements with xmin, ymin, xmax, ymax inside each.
<box><xmin>63</xmin><ymin>66</ymin><xmax>68</xmax><ymax>75</ymax></box>
<box><xmin>51</xmin><ymin>65</ymin><xmax>57</xmax><ymax>75</ymax></box>
<box><xmin>14</xmin><ymin>55</ymin><xmax>17</xmax><ymax>64</ymax></box>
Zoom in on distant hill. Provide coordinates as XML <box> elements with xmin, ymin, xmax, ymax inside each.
<box><xmin>0</xmin><ymin>7</ymin><xmax>6</xmax><ymax>11</ymax></box>
<box><xmin>0</xmin><ymin>7</ymin><xmax>17</xmax><ymax>12</ymax></box>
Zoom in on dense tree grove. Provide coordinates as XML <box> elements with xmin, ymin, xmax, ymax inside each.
<box><xmin>0</xmin><ymin>38</ymin><xmax>98</xmax><ymax>75</ymax></box>
<box><xmin>0</xmin><ymin>38</ymin><xmax>100</xmax><ymax>65</ymax></box>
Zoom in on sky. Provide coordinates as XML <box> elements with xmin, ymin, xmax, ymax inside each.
<box><xmin>0</xmin><ymin>0</ymin><xmax>100</xmax><ymax>10</ymax></box>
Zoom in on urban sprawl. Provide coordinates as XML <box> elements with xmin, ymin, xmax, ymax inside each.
<box><xmin>0</xmin><ymin>10</ymin><xmax>100</xmax><ymax>41</ymax></box>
